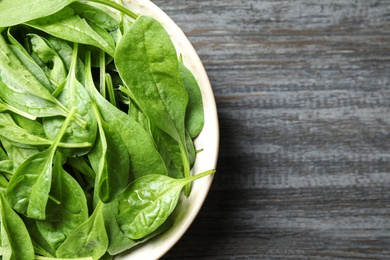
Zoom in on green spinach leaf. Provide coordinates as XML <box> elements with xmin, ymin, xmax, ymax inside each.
<box><xmin>28</xmin><ymin>33</ymin><xmax>67</xmax><ymax>87</ymax></box>
<box><xmin>26</xmin><ymin>7</ymin><xmax>115</xmax><ymax>57</ymax></box>
<box><xmin>115</xmin><ymin>16</ymin><xmax>192</xmax><ymax>193</ymax></box>
<box><xmin>56</xmin><ymin>201</ymin><xmax>108</xmax><ymax>260</ymax></box>
<box><xmin>115</xmin><ymin>15</ymin><xmax>188</xmax><ymax>148</ymax></box>
<box><xmin>43</xmin><ymin>43</ymin><xmax>97</xmax><ymax>156</ymax></box>
<box><xmin>0</xmin><ymin>0</ymin><xmax>77</xmax><ymax>27</ymax></box>
<box><xmin>0</xmin><ymin>35</ymin><xmax>71</xmax><ymax>119</ymax></box>
<box><xmin>88</xmin><ymin>103</ymin><xmax>130</xmax><ymax>204</ymax></box>
<box><xmin>0</xmin><ymin>112</ymin><xmax>91</xmax><ymax>149</ymax></box>
<box><xmin>179</xmin><ymin>61</ymin><xmax>205</xmax><ymax>138</ymax></box>
<box><xmin>6</xmin><ymin>107</ymin><xmax>76</xmax><ymax>220</ymax></box>
<box><xmin>7</xmin><ymin>34</ymin><xmax>54</xmax><ymax>92</ymax></box>
<box><xmin>0</xmin><ymin>192</ymin><xmax>35</xmax><ymax>260</ymax></box>
<box><xmin>117</xmin><ymin>170</ymin><xmax>215</xmax><ymax>240</ymax></box>
<box><xmin>70</xmin><ymin>2</ymin><xmax>119</xmax><ymax>32</ymax></box>
<box><xmin>36</xmin><ymin>152</ymin><xmax>89</xmax><ymax>251</ymax></box>
<box><xmin>102</xmin><ymin>199</ymin><xmax>173</xmax><ymax>255</ymax></box>
<box><xmin>84</xmin><ymin>52</ymin><xmax>168</xmax><ymax>179</ymax></box>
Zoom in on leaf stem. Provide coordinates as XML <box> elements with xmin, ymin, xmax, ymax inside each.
<box><xmin>105</xmin><ymin>73</ymin><xmax>117</xmax><ymax>107</ymax></box>
<box><xmin>180</xmin><ymin>145</ymin><xmax>191</xmax><ymax>196</ymax></box>
<box><xmin>99</xmin><ymin>49</ymin><xmax>106</xmax><ymax>98</ymax></box>
<box><xmin>181</xmin><ymin>169</ymin><xmax>216</xmax><ymax>189</ymax></box>
<box><xmin>48</xmin><ymin>194</ymin><xmax>61</xmax><ymax>205</ymax></box>
<box><xmin>0</xmin><ymin>101</ymin><xmax>36</xmax><ymax>120</ymax></box>
<box><xmin>50</xmin><ymin>107</ymin><xmax>76</xmax><ymax>151</ymax></box>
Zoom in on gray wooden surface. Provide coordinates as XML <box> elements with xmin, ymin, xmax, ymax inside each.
<box><xmin>152</xmin><ymin>0</ymin><xmax>390</xmax><ymax>259</ymax></box>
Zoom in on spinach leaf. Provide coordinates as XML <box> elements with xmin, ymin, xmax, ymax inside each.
<box><xmin>0</xmin><ymin>160</ymin><xmax>14</xmax><ymax>180</ymax></box>
<box><xmin>0</xmin><ymin>192</ymin><xmax>35</xmax><ymax>260</ymax></box>
<box><xmin>115</xmin><ymin>16</ymin><xmax>192</xmax><ymax>193</ymax></box>
<box><xmin>102</xmin><ymin>199</ymin><xmax>173</xmax><ymax>255</ymax></box>
<box><xmin>1</xmin><ymin>138</ymin><xmax>40</xmax><ymax>171</ymax></box>
<box><xmin>85</xmin><ymin>0</ymin><xmax>138</xmax><ymax>20</ymax></box>
<box><xmin>36</xmin><ymin>152</ymin><xmax>89</xmax><ymax>251</ymax></box>
<box><xmin>12</xmin><ymin>112</ymin><xmax>46</xmax><ymax>138</ymax></box>
<box><xmin>179</xmin><ymin>61</ymin><xmax>205</xmax><ymax>138</ymax></box>
<box><xmin>43</xmin><ymin>43</ymin><xmax>97</xmax><ymax>156</ymax></box>
<box><xmin>0</xmin><ymin>112</ymin><xmax>91</xmax><ymax>149</ymax></box>
<box><xmin>121</xmin><ymin>87</ymin><xmax>150</xmax><ymax>132</ymax></box>
<box><xmin>117</xmin><ymin>170</ymin><xmax>215</xmax><ymax>240</ymax></box>
<box><xmin>0</xmin><ymin>174</ymin><xmax>7</xmax><ymax>192</ymax></box>
<box><xmin>84</xmin><ymin>52</ymin><xmax>168</xmax><ymax>179</ymax></box>
<box><xmin>47</xmin><ymin>36</ymin><xmax>85</xmax><ymax>84</ymax></box>
<box><xmin>21</xmin><ymin>215</ymin><xmax>57</xmax><ymax>257</ymax></box>
<box><xmin>28</xmin><ymin>33</ymin><xmax>67</xmax><ymax>87</ymax></box>
<box><xmin>56</xmin><ymin>201</ymin><xmax>108</xmax><ymax>260</ymax></box>
<box><xmin>66</xmin><ymin>157</ymin><xmax>96</xmax><ymax>187</ymax></box>
<box><xmin>0</xmin><ymin>0</ymin><xmax>77</xmax><ymax>27</ymax></box>
<box><xmin>70</xmin><ymin>2</ymin><xmax>119</xmax><ymax>32</ymax></box>
<box><xmin>9</xmin><ymin>44</ymin><xmax>54</xmax><ymax>92</ymax></box>
<box><xmin>0</xmin><ymin>35</ymin><xmax>71</xmax><ymax>119</ymax></box>
<box><xmin>115</xmin><ymin>15</ymin><xmax>188</xmax><ymax>148</ymax></box>
<box><xmin>6</xmin><ymin>107</ymin><xmax>76</xmax><ymax>220</ymax></box>
<box><xmin>26</xmin><ymin>7</ymin><xmax>115</xmax><ymax>57</ymax></box>
<box><xmin>151</xmin><ymin>126</ymin><xmax>184</xmax><ymax>179</ymax></box>
<box><xmin>7</xmin><ymin>29</ymin><xmax>54</xmax><ymax>92</ymax></box>
<box><xmin>88</xmin><ymin>103</ymin><xmax>130</xmax><ymax>204</ymax></box>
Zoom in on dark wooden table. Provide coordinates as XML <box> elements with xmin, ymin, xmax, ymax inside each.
<box><xmin>153</xmin><ymin>1</ymin><xmax>390</xmax><ymax>259</ymax></box>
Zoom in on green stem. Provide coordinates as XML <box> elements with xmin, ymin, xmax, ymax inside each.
<box><xmin>2</xmin><ymin>102</ymin><xmax>36</xmax><ymax>120</ymax></box>
<box><xmin>85</xmin><ymin>0</ymin><xmax>138</xmax><ymax>20</ymax></box>
<box><xmin>56</xmin><ymin>43</ymin><xmax>87</xmax><ymax>129</ymax></box>
<box><xmin>105</xmin><ymin>73</ymin><xmax>117</xmax><ymax>107</ymax></box>
<box><xmin>99</xmin><ymin>49</ymin><xmax>106</xmax><ymax>98</ymax></box>
<box><xmin>50</xmin><ymin>107</ymin><xmax>76</xmax><ymax>152</ymax></box>
<box><xmin>48</xmin><ymin>194</ymin><xmax>61</xmax><ymax>205</ymax></box>
<box><xmin>58</xmin><ymin>141</ymin><xmax>92</xmax><ymax>149</ymax></box>
<box><xmin>182</xmin><ymin>169</ymin><xmax>216</xmax><ymax>188</ymax></box>
<box><xmin>180</xmin><ymin>145</ymin><xmax>191</xmax><ymax>196</ymax></box>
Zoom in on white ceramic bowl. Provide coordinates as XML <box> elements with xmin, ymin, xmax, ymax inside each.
<box><xmin>115</xmin><ymin>1</ymin><xmax>219</xmax><ymax>259</ymax></box>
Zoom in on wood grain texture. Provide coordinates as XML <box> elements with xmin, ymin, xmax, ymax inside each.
<box><xmin>149</xmin><ymin>0</ymin><xmax>390</xmax><ymax>259</ymax></box>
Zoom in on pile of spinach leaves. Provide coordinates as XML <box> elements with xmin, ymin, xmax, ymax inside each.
<box><xmin>0</xmin><ymin>0</ymin><xmax>214</xmax><ymax>259</ymax></box>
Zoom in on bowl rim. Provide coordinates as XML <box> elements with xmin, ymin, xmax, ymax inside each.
<box><xmin>116</xmin><ymin>0</ymin><xmax>219</xmax><ymax>259</ymax></box>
